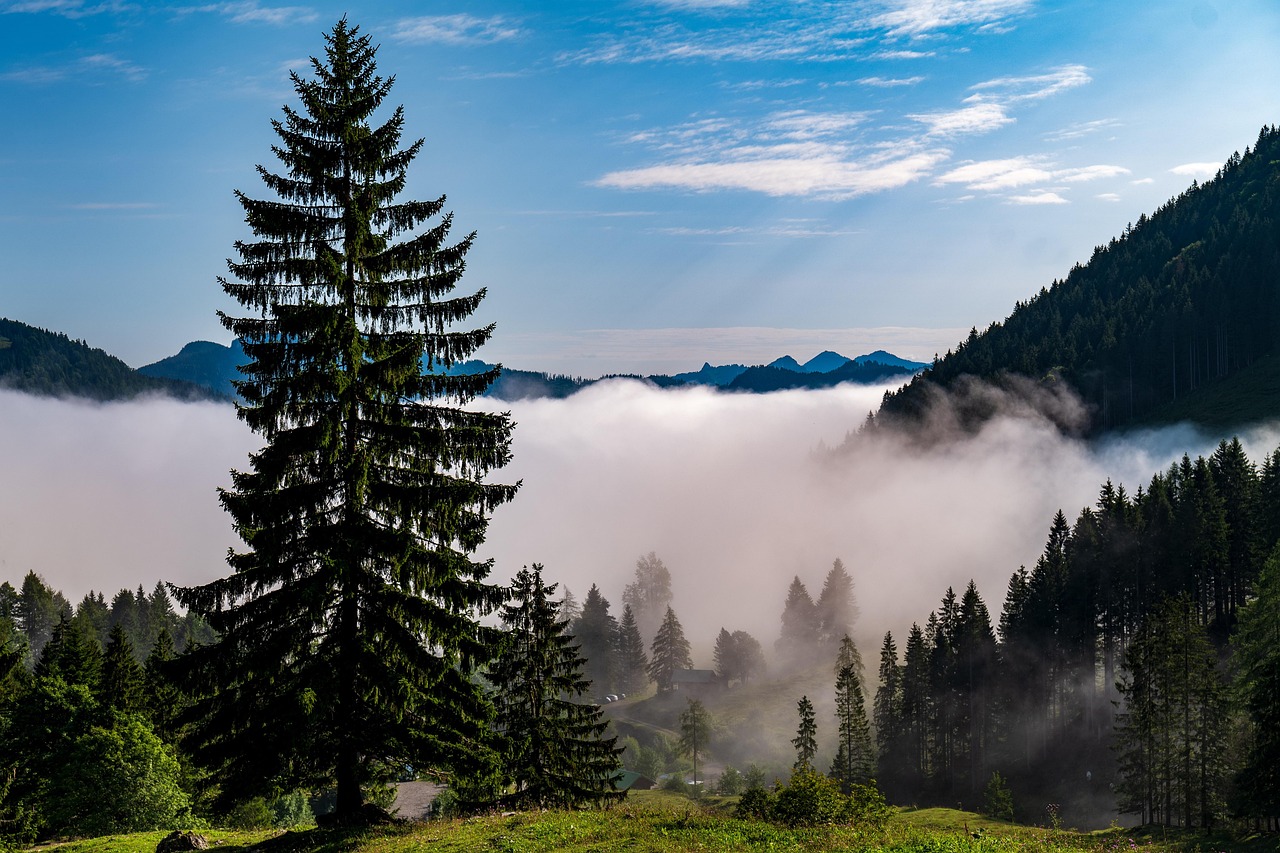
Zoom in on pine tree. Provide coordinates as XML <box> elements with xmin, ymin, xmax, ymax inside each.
<box><xmin>714</xmin><ymin>628</ymin><xmax>765</xmax><ymax>687</ymax></box>
<box><xmin>488</xmin><ymin>565</ymin><xmax>622</xmax><ymax>810</ymax></box>
<box><xmin>1232</xmin><ymin>541</ymin><xmax>1280</xmax><ymax>823</ymax></box>
<box><xmin>792</xmin><ymin>695</ymin><xmax>817</xmax><ymax>770</ymax></box>
<box><xmin>98</xmin><ymin>622</ymin><xmax>144</xmax><ymax>714</ymax></box>
<box><xmin>647</xmin><ymin>606</ymin><xmax>692</xmax><ymax>692</ymax></box>
<box><xmin>816</xmin><ymin>559</ymin><xmax>858</xmax><ymax>648</ymax></box>
<box><xmin>34</xmin><ymin>614</ymin><xmax>101</xmax><ymax>688</ymax></box>
<box><xmin>622</xmin><ymin>552</ymin><xmax>673</xmax><ymax>643</ymax></box>
<box><xmin>678</xmin><ymin>698</ymin><xmax>713</xmax><ymax>796</ymax></box>
<box><xmin>873</xmin><ymin>631</ymin><xmax>904</xmax><ymax>793</ymax></box>
<box><xmin>831</xmin><ymin>654</ymin><xmax>873</xmax><ymax>792</ymax></box>
<box><xmin>777</xmin><ymin>576</ymin><xmax>819</xmax><ymax>663</ymax></box>
<box><xmin>143</xmin><ymin>627</ymin><xmax>184</xmax><ymax>743</ymax></box>
<box><xmin>171</xmin><ymin>19</ymin><xmax>517</xmax><ymax>820</ymax></box>
<box><xmin>573</xmin><ymin>585</ymin><xmax>618</xmax><ymax>695</ymax></box>
<box><xmin>615</xmin><ymin>605</ymin><xmax>649</xmax><ymax>696</ymax></box>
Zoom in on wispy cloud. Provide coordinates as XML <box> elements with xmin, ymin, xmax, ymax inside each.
<box><xmin>1</xmin><ymin>0</ymin><xmax>126</xmax><ymax>17</ymax></box>
<box><xmin>598</xmin><ymin>143</ymin><xmax>946</xmax><ymax>198</ymax></box>
<box><xmin>599</xmin><ymin>109</ymin><xmax>947</xmax><ymax>199</ymax></box>
<box><xmin>1008</xmin><ymin>191</ymin><xmax>1068</xmax><ymax>205</ymax></box>
<box><xmin>184</xmin><ymin>2</ymin><xmax>316</xmax><ymax>26</ymax></box>
<box><xmin>1045</xmin><ymin>117</ymin><xmax>1120</xmax><ymax>142</ymax></box>
<box><xmin>654</xmin><ymin>220</ymin><xmax>865</xmax><ymax>239</ymax></box>
<box><xmin>857</xmin><ymin>75</ymin><xmax>926</xmax><ymax>87</ymax></box>
<box><xmin>969</xmin><ymin>64</ymin><xmax>1090</xmax><ymax>103</ymax></box>
<box><xmin>68</xmin><ymin>202</ymin><xmax>160</xmax><ymax>210</ymax></box>
<box><xmin>1</xmin><ymin>52</ymin><xmax>145</xmax><ymax>83</ymax></box>
<box><xmin>935</xmin><ymin>155</ymin><xmax>1128</xmax><ymax>203</ymax></box>
<box><xmin>910</xmin><ymin>101</ymin><xmax>1011</xmax><ymax>137</ymax></box>
<box><xmin>391</xmin><ymin>14</ymin><xmax>522</xmax><ymax>45</ymax></box>
<box><xmin>1170</xmin><ymin>162</ymin><xmax>1220</xmax><ymax>177</ymax></box>
<box><xmin>867</xmin><ymin>0</ymin><xmax>1035</xmax><ymax>37</ymax></box>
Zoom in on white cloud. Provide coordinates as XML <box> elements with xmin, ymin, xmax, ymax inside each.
<box><xmin>596</xmin><ymin>145</ymin><xmax>946</xmax><ymax>198</ymax></box>
<box><xmin>969</xmin><ymin>64</ymin><xmax>1090</xmax><ymax>103</ymax></box>
<box><xmin>1170</xmin><ymin>162</ymin><xmax>1220</xmax><ymax>177</ymax></box>
<box><xmin>1057</xmin><ymin>164</ymin><xmax>1129</xmax><ymax>182</ymax></box>
<box><xmin>936</xmin><ymin>157</ymin><xmax>1127</xmax><ymax>195</ymax></box>
<box><xmin>867</xmin><ymin>0</ymin><xmax>1035</xmax><ymax>36</ymax></box>
<box><xmin>857</xmin><ymin>75</ymin><xmax>926</xmax><ymax>87</ymax></box>
<box><xmin>1096</xmin><ymin>192</ymin><xmax>1121</xmax><ymax>202</ymax></box>
<box><xmin>392</xmin><ymin>14</ymin><xmax>522</xmax><ymax>45</ymax></box>
<box><xmin>869</xmin><ymin>49</ymin><xmax>936</xmax><ymax>60</ymax></box>
<box><xmin>936</xmin><ymin>157</ymin><xmax>1051</xmax><ymax>190</ymax></box>
<box><xmin>1</xmin><ymin>52</ymin><xmax>145</xmax><ymax>83</ymax></box>
<box><xmin>910</xmin><ymin>101</ymin><xmax>1012</xmax><ymax>137</ymax></box>
<box><xmin>1008</xmin><ymin>191</ymin><xmax>1068</xmax><ymax>205</ymax></box>
<box><xmin>205</xmin><ymin>2</ymin><xmax>315</xmax><ymax>25</ymax></box>
<box><xmin>1045</xmin><ymin>117</ymin><xmax>1120</xmax><ymax>141</ymax></box>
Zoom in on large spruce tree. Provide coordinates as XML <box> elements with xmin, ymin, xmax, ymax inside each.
<box><xmin>488</xmin><ymin>565</ymin><xmax>622</xmax><ymax>810</ymax></box>
<box><xmin>173</xmin><ymin>19</ymin><xmax>517</xmax><ymax>818</ymax></box>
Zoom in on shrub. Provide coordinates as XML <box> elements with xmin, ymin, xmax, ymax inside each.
<box><xmin>734</xmin><ymin>787</ymin><xmax>774</xmax><ymax>820</ymax></box>
<box><xmin>227</xmin><ymin>798</ymin><xmax>275</xmax><ymax>830</ymax></box>
<box><xmin>770</xmin><ymin>768</ymin><xmax>847</xmax><ymax>827</ymax></box>
<box><xmin>717</xmin><ymin>765</ymin><xmax>744</xmax><ymax>796</ymax></box>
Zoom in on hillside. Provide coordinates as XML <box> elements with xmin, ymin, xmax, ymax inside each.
<box><xmin>0</xmin><ymin>318</ymin><xmax>218</xmax><ymax>402</ymax></box>
<box><xmin>879</xmin><ymin>124</ymin><xmax>1280</xmax><ymax>434</ymax></box>
<box><xmin>137</xmin><ymin>339</ymin><xmax>247</xmax><ymax>399</ymax></box>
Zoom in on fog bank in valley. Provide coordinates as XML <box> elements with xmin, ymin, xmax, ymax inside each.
<box><xmin>2</xmin><ymin>383</ymin><xmax>1271</xmax><ymax>663</ymax></box>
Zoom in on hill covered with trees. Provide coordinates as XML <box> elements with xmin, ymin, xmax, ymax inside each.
<box><xmin>0</xmin><ymin>318</ymin><xmax>220</xmax><ymax>402</ymax></box>
<box><xmin>879</xmin><ymin>125</ymin><xmax>1280</xmax><ymax>434</ymax></box>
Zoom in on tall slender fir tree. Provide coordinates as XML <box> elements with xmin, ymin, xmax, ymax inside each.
<box><xmin>487</xmin><ymin>565</ymin><xmax>622</xmax><ymax>809</ymax></box>
<box><xmin>172</xmin><ymin>19</ymin><xmax>517</xmax><ymax>820</ymax></box>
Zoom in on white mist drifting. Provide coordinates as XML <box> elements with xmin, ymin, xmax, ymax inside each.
<box><xmin>0</xmin><ymin>383</ymin><xmax>1268</xmax><ymax>664</ymax></box>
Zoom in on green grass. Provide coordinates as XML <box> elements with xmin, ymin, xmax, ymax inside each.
<box><xmin>21</xmin><ymin>796</ymin><xmax>1271</xmax><ymax>853</ymax></box>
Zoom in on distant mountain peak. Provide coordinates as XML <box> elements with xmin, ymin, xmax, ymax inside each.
<box><xmin>768</xmin><ymin>355</ymin><xmax>803</xmax><ymax>372</ymax></box>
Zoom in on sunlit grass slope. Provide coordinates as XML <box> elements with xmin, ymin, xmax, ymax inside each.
<box><xmin>25</xmin><ymin>792</ymin><xmax>1273</xmax><ymax>853</ymax></box>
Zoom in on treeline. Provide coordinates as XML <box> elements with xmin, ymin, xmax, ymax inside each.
<box><xmin>881</xmin><ymin>125</ymin><xmax>1280</xmax><ymax>432</ymax></box>
<box><xmin>871</xmin><ymin>437</ymin><xmax>1280</xmax><ymax>828</ymax></box>
<box><xmin>0</xmin><ymin>317</ymin><xmax>217</xmax><ymax>402</ymax></box>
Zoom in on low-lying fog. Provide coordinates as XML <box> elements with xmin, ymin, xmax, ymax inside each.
<box><xmin>2</xmin><ymin>382</ymin><xmax>1272</xmax><ymax>660</ymax></box>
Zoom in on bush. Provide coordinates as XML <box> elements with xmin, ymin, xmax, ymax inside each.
<box><xmin>845</xmin><ymin>780</ymin><xmax>892</xmax><ymax>831</ymax></box>
<box><xmin>717</xmin><ymin>765</ymin><xmax>744</xmax><ymax>796</ymax></box>
<box><xmin>770</xmin><ymin>768</ymin><xmax>848</xmax><ymax>827</ymax></box>
<box><xmin>227</xmin><ymin>798</ymin><xmax>275</xmax><ymax>830</ymax></box>
<box><xmin>270</xmin><ymin>791</ymin><xmax>315</xmax><ymax>827</ymax></box>
<box><xmin>734</xmin><ymin>787</ymin><xmax>774</xmax><ymax>820</ymax></box>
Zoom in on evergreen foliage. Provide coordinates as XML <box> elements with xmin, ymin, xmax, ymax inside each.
<box><xmin>712</xmin><ymin>627</ymin><xmax>765</xmax><ymax>687</ymax></box>
<box><xmin>678</xmin><ymin>697</ymin><xmax>713</xmax><ymax>796</ymax></box>
<box><xmin>487</xmin><ymin>564</ymin><xmax>623</xmax><ymax>810</ymax></box>
<box><xmin>1233</xmin><ymin>541</ymin><xmax>1280</xmax><ymax>823</ymax></box>
<box><xmin>879</xmin><ymin>125</ymin><xmax>1280</xmax><ymax>433</ymax></box>
<box><xmin>622</xmin><ymin>552</ymin><xmax>673</xmax><ymax>643</ymax></box>
<box><xmin>0</xmin><ymin>316</ymin><xmax>216</xmax><ymax>402</ymax></box>
<box><xmin>831</xmin><ymin>641</ymin><xmax>874</xmax><ymax>793</ymax></box>
<box><xmin>171</xmin><ymin>19</ymin><xmax>516</xmax><ymax>819</ymax></box>
<box><xmin>816</xmin><ymin>559</ymin><xmax>858</xmax><ymax>648</ymax></box>
<box><xmin>792</xmin><ymin>695</ymin><xmax>817</xmax><ymax>770</ymax></box>
<box><xmin>646</xmin><ymin>606</ymin><xmax>692</xmax><ymax>692</ymax></box>
<box><xmin>777</xmin><ymin>576</ymin><xmax>819</xmax><ymax>662</ymax></box>
<box><xmin>573</xmin><ymin>584</ymin><xmax>618</xmax><ymax>695</ymax></box>
<box><xmin>615</xmin><ymin>604</ymin><xmax>650</xmax><ymax>696</ymax></box>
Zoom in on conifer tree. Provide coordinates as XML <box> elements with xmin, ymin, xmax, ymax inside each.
<box><xmin>831</xmin><ymin>640</ymin><xmax>874</xmax><ymax>792</ymax></box>
<box><xmin>622</xmin><ymin>552</ymin><xmax>673</xmax><ymax>643</ymax></box>
<box><xmin>98</xmin><ymin>622</ymin><xmax>144</xmax><ymax>714</ymax></box>
<box><xmin>488</xmin><ymin>565</ymin><xmax>622</xmax><ymax>809</ymax></box>
<box><xmin>143</xmin><ymin>627</ymin><xmax>184</xmax><ymax>743</ymax></box>
<box><xmin>777</xmin><ymin>576</ymin><xmax>819</xmax><ymax>662</ymax></box>
<box><xmin>647</xmin><ymin>606</ymin><xmax>692</xmax><ymax>692</ymax></box>
<box><xmin>873</xmin><ymin>631</ymin><xmax>905</xmax><ymax>792</ymax></box>
<box><xmin>172</xmin><ymin>19</ymin><xmax>516</xmax><ymax>819</ymax></box>
<box><xmin>816</xmin><ymin>559</ymin><xmax>858</xmax><ymax>647</ymax></box>
<box><xmin>792</xmin><ymin>695</ymin><xmax>817</xmax><ymax>770</ymax></box>
<box><xmin>615</xmin><ymin>605</ymin><xmax>650</xmax><ymax>696</ymax></box>
<box><xmin>678</xmin><ymin>698</ymin><xmax>712</xmax><ymax>795</ymax></box>
<box><xmin>573</xmin><ymin>585</ymin><xmax>618</xmax><ymax>695</ymax></box>
<box><xmin>1231</xmin><ymin>542</ymin><xmax>1280</xmax><ymax>822</ymax></box>
<box><xmin>34</xmin><ymin>614</ymin><xmax>100</xmax><ymax>689</ymax></box>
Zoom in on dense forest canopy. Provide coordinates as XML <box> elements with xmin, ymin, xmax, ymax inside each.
<box><xmin>880</xmin><ymin>125</ymin><xmax>1280</xmax><ymax>434</ymax></box>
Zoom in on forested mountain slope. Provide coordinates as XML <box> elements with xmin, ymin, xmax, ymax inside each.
<box><xmin>880</xmin><ymin>124</ymin><xmax>1280</xmax><ymax>434</ymax></box>
<box><xmin>0</xmin><ymin>318</ymin><xmax>217</xmax><ymax>402</ymax></box>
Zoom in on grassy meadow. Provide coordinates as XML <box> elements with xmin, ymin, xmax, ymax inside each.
<box><xmin>24</xmin><ymin>791</ymin><xmax>1276</xmax><ymax>853</ymax></box>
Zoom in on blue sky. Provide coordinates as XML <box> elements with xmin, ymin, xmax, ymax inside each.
<box><xmin>2</xmin><ymin>0</ymin><xmax>1277</xmax><ymax>375</ymax></box>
